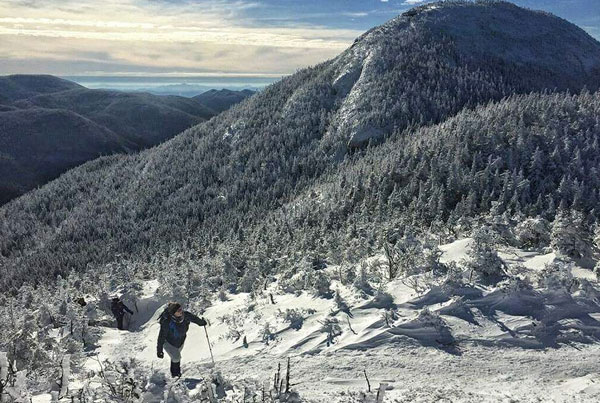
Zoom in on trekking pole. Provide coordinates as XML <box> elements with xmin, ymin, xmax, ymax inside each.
<box><xmin>204</xmin><ymin>326</ymin><xmax>216</xmax><ymax>366</ymax></box>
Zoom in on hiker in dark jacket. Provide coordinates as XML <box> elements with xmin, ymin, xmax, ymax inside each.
<box><xmin>111</xmin><ymin>297</ymin><xmax>133</xmax><ymax>330</ymax></box>
<box><xmin>157</xmin><ymin>302</ymin><xmax>207</xmax><ymax>378</ymax></box>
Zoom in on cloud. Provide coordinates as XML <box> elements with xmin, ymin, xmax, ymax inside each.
<box><xmin>1</xmin><ymin>0</ymin><xmax>597</xmax><ymax>75</ymax></box>
<box><xmin>0</xmin><ymin>0</ymin><xmax>364</xmax><ymax>75</ymax></box>
<box><xmin>0</xmin><ymin>19</ymin><xmax>354</xmax><ymax>49</ymax></box>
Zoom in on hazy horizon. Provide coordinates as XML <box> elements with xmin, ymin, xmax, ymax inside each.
<box><xmin>62</xmin><ymin>74</ymin><xmax>281</xmax><ymax>96</ymax></box>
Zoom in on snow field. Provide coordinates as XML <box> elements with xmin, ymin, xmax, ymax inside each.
<box><xmin>66</xmin><ymin>238</ymin><xmax>600</xmax><ymax>401</ymax></box>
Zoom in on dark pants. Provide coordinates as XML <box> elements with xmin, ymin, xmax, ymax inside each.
<box><xmin>116</xmin><ymin>314</ymin><xmax>125</xmax><ymax>330</ymax></box>
<box><xmin>170</xmin><ymin>361</ymin><xmax>181</xmax><ymax>377</ymax></box>
<box><xmin>164</xmin><ymin>342</ymin><xmax>183</xmax><ymax>377</ymax></box>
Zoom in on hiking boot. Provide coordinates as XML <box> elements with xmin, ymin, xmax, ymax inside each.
<box><xmin>170</xmin><ymin>361</ymin><xmax>181</xmax><ymax>378</ymax></box>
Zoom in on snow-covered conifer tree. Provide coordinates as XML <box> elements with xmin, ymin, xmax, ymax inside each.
<box><xmin>550</xmin><ymin>210</ymin><xmax>592</xmax><ymax>259</ymax></box>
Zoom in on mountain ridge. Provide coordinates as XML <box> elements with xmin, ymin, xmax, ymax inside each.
<box><xmin>0</xmin><ymin>76</ymin><xmax>253</xmax><ymax>204</ymax></box>
<box><xmin>0</xmin><ymin>74</ymin><xmax>82</xmax><ymax>104</ymax></box>
<box><xmin>193</xmin><ymin>89</ymin><xmax>256</xmax><ymax>113</ymax></box>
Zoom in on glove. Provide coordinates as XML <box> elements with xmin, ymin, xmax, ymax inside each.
<box><xmin>157</xmin><ymin>350</ymin><xmax>164</xmax><ymax>359</ymax></box>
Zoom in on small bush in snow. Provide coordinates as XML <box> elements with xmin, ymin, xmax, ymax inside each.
<box><xmin>594</xmin><ymin>261</ymin><xmax>600</xmax><ymax>280</ymax></box>
<box><xmin>423</xmin><ymin>241</ymin><xmax>448</xmax><ymax>276</ymax></box>
<box><xmin>576</xmin><ymin>279</ymin><xmax>600</xmax><ymax>301</ymax></box>
<box><xmin>278</xmin><ymin>263</ymin><xmax>333</xmax><ymax>298</ymax></box>
<box><xmin>538</xmin><ymin>259</ymin><xmax>574</xmax><ymax>290</ymax></box>
<box><xmin>277</xmin><ymin>309</ymin><xmax>307</xmax><ymax>330</ymax></box>
<box><xmin>89</xmin><ymin>358</ymin><xmax>148</xmax><ymax>402</ymax></box>
<box><xmin>381</xmin><ymin>308</ymin><xmax>399</xmax><ymax>327</ymax></box>
<box><xmin>529</xmin><ymin>320</ymin><xmax>551</xmax><ymax>341</ymax></box>
<box><xmin>334</xmin><ymin>290</ymin><xmax>351</xmax><ymax>314</ymax></box>
<box><xmin>441</xmin><ymin>262</ymin><xmax>465</xmax><ymax>289</ymax></box>
<box><xmin>550</xmin><ymin>210</ymin><xmax>592</xmax><ymax>259</ymax></box>
<box><xmin>341</xmin><ymin>265</ymin><xmax>357</xmax><ymax>285</ymax></box>
<box><xmin>353</xmin><ymin>262</ymin><xmax>374</xmax><ymax>296</ymax></box>
<box><xmin>319</xmin><ymin>318</ymin><xmax>342</xmax><ymax>346</ymax></box>
<box><xmin>260</xmin><ymin>322</ymin><xmax>276</xmax><ymax>345</ymax></box>
<box><xmin>311</xmin><ymin>271</ymin><xmax>333</xmax><ymax>299</ymax></box>
<box><xmin>466</xmin><ymin>226</ymin><xmax>505</xmax><ymax>280</ymax></box>
<box><xmin>218</xmin><ymin>287</ymin><xmax>228</xmax><ymax>301</ymax></box>
<box><xmin>218</xmin><ymin>308</ymin><xmax>246</xmax><ymax>341</ymax></box>
<box><xmin>515</xmin><ymin>217</ymin><xmax>550</xmax><ymax>249</ymax></box>
<box><xmin>370</xmin><ymin>291</ymin><xmax>395</xmax><ymax>310</ymax></box>
<box><xmin>277</xmin><ymin>268</ymin><xmax>307</xmax><ymax>295</ymax></box>
<box><xmin>417</xmin><ymin>309</ymin><xmax>446</xmax><ymax>330</ymax></box>
<box><xmin>402</xmin><ymin>273</ymin><xmax>433</xmax><ymax>296</ymax></box>
<box><xmin>498</xmin><ymin>276</ymin><xmax>534</xmax><ymax>294</ymax></box>
<box><xmin>383</xmin><ymin>233</ymin><xmax>423</xmax><ymax>279</ymax></box>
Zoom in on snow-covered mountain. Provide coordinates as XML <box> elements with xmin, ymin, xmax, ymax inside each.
<box><xmin>2</xmin><ymin>1</ymin><xmax>600</xmax><ymax>401</ymax></box>
<box><xmin>2</xmin><ymin>1</ymin><xmax>600</xmax><ymax>291</ymax></box>
<box><xmin>325</xmin><ymin>0</ymin><xmax>600</xmax><ymax>148</ymax></box>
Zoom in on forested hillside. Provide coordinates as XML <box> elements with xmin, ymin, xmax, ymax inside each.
<box><xmin>0</xmin><ymin>75</ymin><xmax>82</xmax><ymax>103</ymax></box>
<box><xmin>0</xmin><ymin>76</ymin><xmax>249</xmax><ymax>204</ymax></box>
<box><xmin>259</xmin><ymin>91</ymin><xmax>600</xmax><ymax>269</ymax></box>
<box><xmin>193</xmin><ymin>89</ymin><xmax>255</xmax><ymax>113</ymax></box>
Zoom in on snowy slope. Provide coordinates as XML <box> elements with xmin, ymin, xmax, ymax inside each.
<box><xmin>61</xmin><ymin>238</ymin><xmax>600</xmax><ymax>402</ymax></box>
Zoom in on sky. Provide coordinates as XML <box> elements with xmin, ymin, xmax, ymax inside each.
<box><xmin>0</xmin><ymin>0</ymin><xmax>599</xmax><ymax>78</ymax></box>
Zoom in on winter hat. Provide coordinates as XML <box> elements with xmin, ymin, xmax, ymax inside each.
<box><xmin>167</xmin><ymin>302</ymin><xmax>182</xmax><ymax>315</ymax></box>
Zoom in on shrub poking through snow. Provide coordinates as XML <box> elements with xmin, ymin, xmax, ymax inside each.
<box><xmin>576</xmin><ymin>279</ymin><xmax>600</xmax><ymax>302</ymax></box>
<box><xmin>594</xmin><ymin>262</ymin><xmax>600</xmax><ymax>281</ymax></box>
<box><xmin>260</xmin><ymin>322</ymin><xmax>276</xmax><ymax>345</ymax></box>
<box><xmin>529</xmin><ymin>320</ymin><xmax>552</xmax><ymax>342</ymax></box>
<box><xmin>353</xmin><ymin>262</ymin><xmax>375</xmax><ymax>296</ymax></box>
<box><xmin>0</xmin><ymin>352</ymin><xmax>11</xmax><ymax>398</ymax></box>
<box><xmin>334</xmin><ymin>290</ymin><xmax>351</xmax><ymax>315</ymax></box>
<box><xmin>369</xmin><ymin>291</ymin><xmax>395</xmax><ymax>310</ymax></box>
<box><xmin>218</xmin><ymin>287</ymin><xmax>228</xmax><ymax>302</ymax></box>
<box><xmin>402</xmin><ymin>274</ymin><xmax>431</xmax><ymax>296</ymax></box>
<box><xmin>538</xmin><ymin>259</ymin><xmax>574</xmax><ymax>290</ymax></box>
<box><xmin>279</xmin><ymin>264</ymin><xmax>333</xmax><ymax>298</ymax></box>
<box><xmin>319</xmin><ymin>318</ymin><xmax>342</xmax><ymax>347</ymax></box>
<box><xmin>91</xmin><ymin>358</ymin><xmax>148</xmax><ymax>401</ymax></box>
<box><xmin>441</xmin><ymin>262</ymin><xmax>465</xmax><ymax>290</ymax></box>
<box><xmin>466</xmin><ymin>226</ymin><xmax>506</xmax><ymax>281</ymax></box>
<box><xmin>515</xmin><ymin>217</ymin><xmax>550</xmax><ymax>249</ymax></box>
<box><xmin>218</xmin><ymin>308</ymin><xmax>247</xmax><ymax>342</ymax></box>
<box><xmin>311</xmin><ymin>271</ymin><xmax>333</xmax><ymax>299</ymax></box>
<box><xmin>416</xmin><ymin>308</ymin><xmax>445</xmax><ymax>329</ymax></box>
<box><xmin>341</xmin><ymin>264</ymin><xmax>357</xmax><ymax>285</ymax></box>
<box><xmin>499</xmin><ymin>276</ymin><xmax>534</xmax><ymax>294</ymax></box>
<box><xmin>58</xmin><ymin>355</ymin><xmax>70</xmax><ymax>398</ymax></box>
<box><xmin>423</xmin><ymin>240</ymin><xmax>448</xmax><ymax>276</ymax></box>
<box><xmin>550</xmin><ymin>210</ymin><xmax>592</xmax><ymax>259</ymax></box>
<box><xmin>276</xmin><ymin>309</ymin><xmax>312</xmax><ymax>330</ymax></box>
<box><xmin>383</xmin><ymin>233</ymin><xmax>423</xmax><ymax>279</ymax></box>
<box><xmin>381</xmin><ymin>309</ymin><xmax>399</xmax><ymax>328</ymax></box>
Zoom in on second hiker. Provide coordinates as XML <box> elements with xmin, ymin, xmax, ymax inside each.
<box><xmin>111</xmin><ymin>296</ymin><xmax>133</xmax><ymax>330</ymax></box>
<box><xmin>157</xmin><ymin>302</ymin><xmax>208</xmax><ymax>377</ymax></box>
